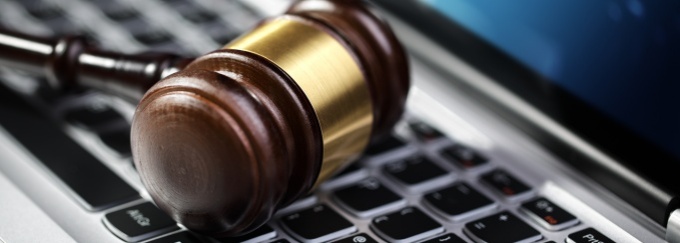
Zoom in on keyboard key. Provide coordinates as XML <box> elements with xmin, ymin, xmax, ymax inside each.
<box><xmin>101</xmin><ymin>3</ymin><xmax>140</xmax><ymax>22</ymax></box>
<box><xmin>420</xmin><ymin>233</ymin><xmax>466</xmax><ymax>243</ymax></box>
<box><xmin>440</xmin><ymin>144</ymin><xmax>488</xmax><ymax>169</ymax></box>
<box><xmin>269</xmin><ymin>240</ymin><xmax>290</xmax><ymax>243</ymax></box>
<box><xmin>365</xmin><ymin>134</ymin><xmax>406</xmax><ymax>156</ymax></box>
<box><xmin>371</xmin><ymin>207</ymin><xmax>443</xmax><ymax>243</ymax></box>
<box><xmin>424</xmin><ymin>183</ymin><xmax>496</xmax><ymax>221</ymax></box>
<box><xmin>333</xmin><ymin>178</ymin><xmax>405</xmax><ymax>217</ymax></box>
<box><xmin>332</xmin><ymin>233</ymin><xmax>379</xmax><ymax>243</ymax></box>
<box><xmin>408</xmin><ymin>120</ymin><xmax>444</xmax><ymax>142</ymax></box>
<box><xmin>383</xmin><ymin>155</ymin><xmax>449</xmax><ymax>191</ymax></box>
<box><xmin>98</xmin><ymin>129</ymin><xmax>132</xmax><ymax>156</ymax></box>
<box><xmin>62</xmin><ymin>103</ymin><xmax>127</xmax><ymax>130</ymax></box>
<box><xmin>25</xmin><ymin>4</ymin><xmax>62</xmax><ymax>20</ymax></box>
<box><xmin>103</xmin><ymin>202</ymin><xmax>178</xmax><ymax>242</ymax></box>
<box><xmin>218</xmin><ymin>224</ymin><xmax>275</xmax><ymax>243</ymax></box>
<box><xmin>464</xmin><ymin>211</ymin><xmax>542</xmax><ymax>243</ymax></box>
<box><xmin>146</xmin><ymin>231</ymin><xmax>204</xmax><ymax>243</ymax></box>
<box><xmin>133</xmin><ymin>30</ymin><xmax>174</xmax><ymax>46</ymax></box>
<box><xmin>332</xmin><ymin>162</ymin><xmax>363</xmax><ymax>179</ymax></box>
<box><xmin>567</xmin><ymin>228</ymin><xmax>616</xmax><ymax>243</ymax></box>
<box><xmin>521</xmin><ymin>197</ymin><xmax>579</xmax><ymax>231</ymax></box>
<box><xmin>481</xmin><ymin>169</ymin><xmax>532</xmax><ymax>200</ymax></box>
<box><xmin>181</xmin><ymin>10</ymin><xmax>219</xmax><ymax>24</ymax></box>
<box><xmin>0</xmin><ymin>85</ymin><xmax>140</xmax><ymax>210</ymax></box>
<box><xmin>281</xmin><ymin>204</ymin><xmax>356</xmax><ymax>243</ymax></box>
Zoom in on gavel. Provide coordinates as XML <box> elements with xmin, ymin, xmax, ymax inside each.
<box><xmin>0</xmin><ymin>0</ymin><xmax>409</xmax><ymax>237</ymax></box>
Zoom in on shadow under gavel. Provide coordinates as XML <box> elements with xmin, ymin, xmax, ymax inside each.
<box><xmin>0</xmin><ymin>0</ymin><xmax>409</xmax><ymax>238</ymax></box>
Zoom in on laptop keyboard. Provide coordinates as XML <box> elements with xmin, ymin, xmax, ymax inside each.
<box><xmin>0</xmin><ymin>0</ymin><xmax>621</xmax><ymax>242</ymax></box>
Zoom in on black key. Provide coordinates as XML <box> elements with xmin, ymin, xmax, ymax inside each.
<box><xmin>424</xmin><ymin>183</ymin><xmax>496</xmax><ymax>221</ymax></box>
<box><xmin>464</xmin><ymin>211</ymin><xmax>542</xmax><ymax>243</ymax></box>
<box><xmin>98</xmin><ymin>1</ymin><xmax>140</xmax><ymax>22</ymax></box>
<box><xmin>133</xmin><ymin>30</ymin><xmax>173</xmax><ymax>46</ymax></box>
<box><xmin>281</xmin><ymin>204</ymin><xmax>356</xmax><ymax>243</ymax></box>
<box><xmin>332</xmin><ymin>233</ymin><xmax>379</xmax><ymax>243</ymax></box>
<box><xmin>98</xmin><ymin>129</ymin><xmax>132</xmax><ymax>156</ymax></box>
<box><xmin>181</xmin><ymin>10</ymin><xmax>219</xmax><ymax>24</ymax></box>
<box><xmin>105</xmin><ymin>7</ymin><xmax>140</xmax><ymax>22</ymax></box>
<box><xmin>103</xmin><ymin>202</ymin><xmax>178</xmax><ymax>242</ymax></box>
<box><xmin>269</xmin><ymin>240</ymin><xmax>290</xmax><ymax>243</ymax></box>
<box><xmin>0</xmin><ymin>85</ymin><xmax>139</xmax><ymax>210</ymax></box>
<box><xmin>371</xmin><ymin>207</ymin><xmax>443</xmax><ymax>243</ymax></box>
<box><xmin>364</xmin><ymin>134</ymin><xmax>406</xmax><ymax>156</ymax></box>
<box><xmin>440</xmin><ymin>144</ymin><xmax>488</xmax><ymax>169</ymax></box>
<box><xmin>219</xmin><ymin>224</ymin><xmax>276</xmax><ymax>243</ymax></box>
<box><xmin>409</xmin><ymin>121</ymin><xmax>444</xmax><ymax>142</ymax></box>
<box><xmin>334</xmin><ymin>178</ymin><xmax>404</xmax><ymax>217</ymax></box>
<box><xmin>521</xmin><ymin>197</ymin><xmax>579</xmax><ymax>231</ymax></box>
<box><xmin>420</xmin><ymin>233</ymin><xmax>466</xmax><ymax>243</ymax></box>
<box><xmin>332</xmin><ymin>161</ymin><xmax>363</xmax><ymax>179</ymax></box>
<box><xmin>62</xmin><ymin>103</ymin><xmax>127</xmax><ymax>130</ymax></box>
<box><xmin>567</xmin><ymin>228</ymin><xmax>616</xmax><ymax>243</ymax></box>
<box><xmin>25</xmin><ymin>4</ymin><xmax>62</xmax><ymax>20</ymax></box>
<box><xmin>146</xmin><ymin>231</ymin><xmax>204</xmax><ymax>243</ymax></box>
<box><xmin>383</xmin><ymin>156</ymin><xmax>448</xmax><ymax>190</ymax></box>
<box><xmin>481</xmin><ymin>169</ymin><xmax>532</xmax><ymax>200</ymax></box>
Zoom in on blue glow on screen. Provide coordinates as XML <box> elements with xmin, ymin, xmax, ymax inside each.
<box><xmin>423</xmin><ymin>0</ymin><xmax>680</xmax><ymax>158</ymax></box>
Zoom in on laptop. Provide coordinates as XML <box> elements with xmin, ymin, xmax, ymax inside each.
<box><xmin>0</xmin><ymin>0</ymin><xmax>677</xmax><ymax>242</ymax></box>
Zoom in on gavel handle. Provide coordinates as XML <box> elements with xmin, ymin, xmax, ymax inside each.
<box><xmin>0</xmin><ymin>27</ymin><xmax>193</xmax><ymax>100</ymax></box>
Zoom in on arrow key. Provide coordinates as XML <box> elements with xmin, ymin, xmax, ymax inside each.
<box><xmin>371</xmin><ymin>207</ymin><xmax>443</xmax><ymax>243</ymax></box>
<box><xmin>464</xmin><ymin>211</ymin><xmax>541</xmax><ymax>243</ymax></box>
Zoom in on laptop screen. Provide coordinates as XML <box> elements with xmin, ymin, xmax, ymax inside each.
<box><xmin>420</xmin><ymin>0</ymin><xmax>680</xmax><ymax>161</ymax></box>
<box><xmin>372</xmin><ymin>0</ymin><xmax>680</xmax><ymax>197</ymax></box>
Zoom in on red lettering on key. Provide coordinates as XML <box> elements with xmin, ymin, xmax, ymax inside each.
<box><xmin>544</xmin><ymin>215</ymin><xmax>558</xmax><ymax>225</ymax></box>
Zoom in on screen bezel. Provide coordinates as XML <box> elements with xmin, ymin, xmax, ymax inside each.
<box><xmin>370</xmin><ymin>0</ymin><xmax>679</xmax><ymax>224</ymax></box>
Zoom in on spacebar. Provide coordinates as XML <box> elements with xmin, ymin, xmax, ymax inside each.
<box><xmin>0</xmin><ymin>84</ymin><xmax>139</xmax><ymax>211</ymax></box>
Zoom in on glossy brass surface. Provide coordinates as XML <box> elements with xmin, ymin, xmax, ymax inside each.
<box><xmin>226</xmin><ymin>17</ymin><xmax>373</xmax><ymax>186</ymax></box>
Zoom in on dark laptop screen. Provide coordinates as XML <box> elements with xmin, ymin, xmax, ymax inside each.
<box><xmin>421</xmin><ymin>0</ymin><xmax>680</xmax><ymax>160</ymax></box>
<box><xmin>373</xmin><ymin>0</ymin><xmax>680</xmax><ymax>224</ymax></box>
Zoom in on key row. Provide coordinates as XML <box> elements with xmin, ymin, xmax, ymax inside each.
<box><xmin>336</xmin><ymin>176</ymin><xmax>578</xmax><ymax>229</ymax></box>
<box><xmin>100</xmin><ymin>198</ymin><xmax>614</xmax><ymax>243</ymax></box>
<box><xmin>277</xmin><ymin>201</ymin><xmax>608</xmax><ymax>243</ymax></box>
<box><xmin>13</xmin><ymin>0</ymin><xmax>246</xmax><ymax>53</ymax></box>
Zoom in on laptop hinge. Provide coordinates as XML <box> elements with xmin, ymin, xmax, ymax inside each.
<box><xmin>667</xmin><ymin>209</ymin><xmax>680</xmax><ymax>243</ymax></box>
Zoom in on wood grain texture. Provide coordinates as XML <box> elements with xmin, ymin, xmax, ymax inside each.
<box><xmin>0</xmin><ymin>27</ymin><xmax>192</xmax><ymax>100</ymax></box>
<box><xmin>133</xmin><ymin>50</ymin><xmax>323</xmax><ymax>236</ymax></box>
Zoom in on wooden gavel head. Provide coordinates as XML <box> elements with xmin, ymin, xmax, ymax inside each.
<box><xmin>131</xmin><ymin>0</ymin><xmax>408</xmax><ymax>237</ymax></box>
<box><xmin>0</xmin><ymin>0</ymin><xmax>409</xmax><ymax>238</ymax></box>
